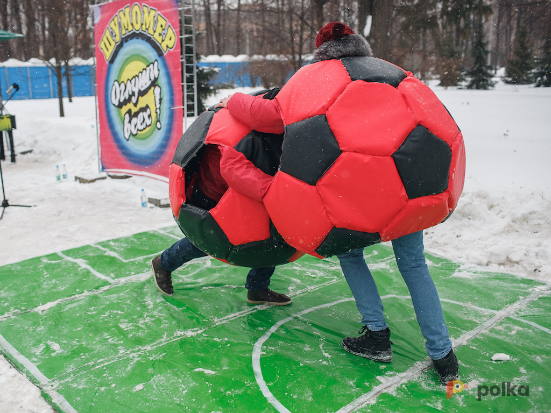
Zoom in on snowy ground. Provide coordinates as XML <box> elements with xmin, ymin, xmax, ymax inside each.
<box><xmin>0</xmin><ymin>82</ymin><xmax>550</xmax><ymax>412</ymax></box>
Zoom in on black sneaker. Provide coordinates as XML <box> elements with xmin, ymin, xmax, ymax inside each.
<box><xmin>433</xmin><ymin>349</ymin><xmax>459</xmax><ymax>385</ymax></box>
<box><xmin>150</xmin><ymin>256</ymin><xmax>174</xmax><ymax>296</ymax></box>
<box><xmin>247</xmin><ymin>289</ymin><xmax>291</xmax><ymax>305</ymax></box>
<box><xmin>342</xmin><ymin>326</ymin><xmax>393</xmax><ymax>363</ymax></box>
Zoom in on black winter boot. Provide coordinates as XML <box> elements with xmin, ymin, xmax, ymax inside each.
<box><xmin>342</xmin><ymin>326</ymin><xmax>392</xmax><ymax>362</ymax></box>
<box><xmin>247</xmin><ymin>289</ymin><xmax>291</xmax><ymax>305</ymax></box>
<box><xmin>433</xmin><ymin>349</ymin><xmax>459</xmax><ymax>385</ymax></box>
<box><xmin>150</xmin><ymin>256</ymin><xmax>174</xmax><ymax>296</ymax></box>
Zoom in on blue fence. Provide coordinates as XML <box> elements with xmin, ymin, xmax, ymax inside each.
<box><xmin>0</xmin><ymin>65</ymin><xmax>95</xmax><ymax>101</ymax></box>
<box><xmin>198</xmin><ymin>61</ymin><xmax>254</xmax><ymax>87</ymax></box>
<box><xmin>0</xmin><ymin>58</ymin><xmax>294</xmax><ymax>100</ymax></box>
<box><xmin>197</xmin><ymin>60</ymin><xmax>297</xmax><ymax>87</ymax></box>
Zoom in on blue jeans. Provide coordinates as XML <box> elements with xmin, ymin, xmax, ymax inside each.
<box><xmin>160</xmin><ymin>238</ymin><xmax>275</xmax><ymax>292</ymax></box>
<box><xmin>337</xmin><ymin>231</ymin><xmax>452</xmax><ymax>360</ymax></box>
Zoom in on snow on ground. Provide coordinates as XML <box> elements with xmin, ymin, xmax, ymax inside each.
<box><xmin>0</xmin><ymin>354</ymin><xmax>53</xmax><ymax>413</ymax></box>
<box><xmin>424</xmin><ymin>82</ymin><xmax>551</xmax><ymax>281</ymax></box>
<box><xmin>0</xmin><ymin>83</ymin><xmax>550</xmax><ymax>412</ymax></box>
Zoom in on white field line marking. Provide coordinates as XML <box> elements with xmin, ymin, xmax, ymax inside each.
<box><xmin>91</xmin><ymin>228</ymin><xmax>182</xmax><ymax>262</ymax></box>
<box><xmin>50</xmin><ymin>328</ymin><xmax>206</xmax><ymax>387</ymax></box>
<box><xmin>251</xmin><ymin>287</ymin><xmax>550</xmax><ymax>413</ymax></box>
<box><xmin>49</xmin><ymin>290</ymin><xmax>499</xmax><ymax>389</ymax></box>
<box><xmin>49</xmin><ymin>278</ymin><xmax>345</xmax><ymax>386</ymax></box>
<box><xmin>335</xmin><ymin>285</ymin><xmax>551</xmax><ymax>413</ymax></box>
<box><xmin>154</xmin><ymin>229</ymin><xmax>182</xmax><ymax>240</ymax></box>
<box><xmin>57</xmin><ymin>252</ymin><xmax>114</xmax><ymax>283</ymax></box>
<box><xmin>213</xmin><ymin>278</ymin><xmax>342</xmax><ymax>324</ymax></box>
<box><xmin>0</xmin><ymin>272</ymin><xmax>151</xmax><ymax>322</ymax></box>
<box><xmin>510</xmin><ymin>316</ymin><xmax>551</xmax><ymax>335</ymax></box>
<box><xmin>0</xmin><ymin>333</ymin><xmax>79</xmax><ymax>413</ymax></box>
<box><xmin>253</xmin><ymin>298</ymin><xmax>355</xmax><ymax>413</ymax></box>
<box><xmin>440</xmin><ymin>298</ymin><xmax>498</xmax><ymax>314</ymax></box>
<box><xmin>90</xmin><ymin>244</ymin><xmax>162</xmax><ymax>263</ymax></box>
<box><xmin>173</xmin><ymin>258</ymin><xmax>213</xmax><ymax>281</ymax></box>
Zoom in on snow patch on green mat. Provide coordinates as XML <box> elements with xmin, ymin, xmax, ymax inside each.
<box><xmin>0</xmin><ymin>227</ymin><xmax>549</xmax><ymax>413</ymax></box>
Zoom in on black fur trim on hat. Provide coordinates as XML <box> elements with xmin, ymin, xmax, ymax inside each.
<box><xmin>313</xmin><ymin>34</ymin><xmax>373</xmax><ymax>61</ymax></box>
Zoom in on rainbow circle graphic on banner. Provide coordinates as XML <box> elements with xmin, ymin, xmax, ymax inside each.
<box><xmin>104</xmin><ymin>37</ymin><xmax>174</xmax><ymax>167</ymax></box>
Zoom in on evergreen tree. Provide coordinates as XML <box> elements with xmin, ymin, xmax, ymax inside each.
<box><xmin>505</xmin><ymin>25</ymin><xmax>535</xmax><ymax>84</ymax></box>
<box><xmin>195</xmin><ymin>57</ymin><xmax>218</xmax><ymax>113</ymax></box>
<box><xmin>534</xmin><ymin>36</ymin><xmax>551</xmax><ymax>87</ymax></box>
<box><xmin>436</xmin><ymin>0</ymin><xmax>492</xmax><ymax>87</ymax></box>
<box><xmin>467</xmin><ymin>19</ymin><xmax>495</xmax><ymax>89</ymax></box>
<box><xmin>436</xmin><ymin>32</ymin><xmax>462</xmax><ymax>87</ymax></box>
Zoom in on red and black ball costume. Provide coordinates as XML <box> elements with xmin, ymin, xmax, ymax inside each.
<box><xmin>262</xmin><ymin>56</ymin><xmax>466</xmax><ymax>258</ymax></box>
<box><xmin>170</xmin><ymin>58</ymin><xmax>466</xmax><ymax>265</ymax></box>
<box><xmin>169</xmin><ymin>91</ymin><xmax>304</xmax><ymax>267</ymax></box>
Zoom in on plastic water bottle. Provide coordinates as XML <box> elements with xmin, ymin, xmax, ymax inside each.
<box><xmin>141</xmin><ymin>189</ymin><xmax>147</xmax><ymax>208</ymax></box>
<box><xmin>55</xmin><ymin>165</ymin><xmax>61</xmax><ymax>182</ymax></box>
<box><xmin>62</xmin><ymin>164</ymin><xmax>68</xmax><ymax>180</ymax></box>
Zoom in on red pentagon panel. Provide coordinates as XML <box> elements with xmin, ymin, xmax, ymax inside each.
<box><xmin>169</xmin><ymin>163</ymin><xmax>185</xmax><ymax>218</ymax></box>
<box><xmin>317</xmin><ymin>153</ymin><xmax>409</xmax><ymax>233</ymax></box>
<box><xmin>379</xmin><ymin>193</ymin><xmax>449</xmax><ymax>242</ymax></box>
<box><xmin>263</xmin><ymin>172</ymin><xmax>333</xmax><ymax>256</ymax></box>
<box><xmin>446</xmin><ymin>132</ymin><xmax>466</xmax><ymax>212</ymax></box>
<box><xmin>275</xmin><ymin>60</ymin><xmax>351</xmax><ymax>126</ymax></box>
<box><xmin>204</xmin><ymin>108</ymin><xmax>251</xmax><ymax>147</ymax></box>
<box><xmin>326</xmin><ymin>81</ymin><xmax>416</xmax><ymax>156</ymax></box>
<box><xmin>210</xmin><ymin>189</ymin><xmax>271</xmax><ymax>246</ymax></box>
<box><xmin>397</xmin><ymin>76</ymin><xmax>457</xmax><ymax>147</ymax></box>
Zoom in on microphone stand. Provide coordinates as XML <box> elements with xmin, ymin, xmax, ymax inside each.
<box><xmin>0</xmin><ymin>84</ymin><xmax>33</xmax><ymax>220</ymax></box>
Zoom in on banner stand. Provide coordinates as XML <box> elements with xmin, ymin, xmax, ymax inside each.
<box><xmin>93</xmin><ymin>64</ymin><xmax>101</xmax><ymax>175</ymax></box>
<box><xmin>93</xmin><ymin>0</ymin><xmax>183</xmax><ymax>180</ymax></box>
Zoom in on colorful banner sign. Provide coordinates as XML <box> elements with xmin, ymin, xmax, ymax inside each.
<box><xmin>93</xmin><ymin>0</ymin><xmax>182</xmax><ymax>181</ymax></box>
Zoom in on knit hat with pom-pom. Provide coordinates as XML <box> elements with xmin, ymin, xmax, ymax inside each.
<box><xmin>315</xmin><ymin>22</ymin><xmax>355</xmax><ymax>48</ymax></box>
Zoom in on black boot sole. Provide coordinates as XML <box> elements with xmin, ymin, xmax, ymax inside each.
<box><xmin>150</xmin><ymin>259</ymin><xmax>174</xmax><ymax>297</ymax></box>
<box><xmin>342</xmin><ymin>342</ymin><xmax>393</xmax><ymax>363</ymax></box>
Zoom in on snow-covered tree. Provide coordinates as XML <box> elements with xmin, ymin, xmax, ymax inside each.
<box><xmin>535</xmin><ymin>36</ymin><xmax>551</xmax><ymax>87</ymax></box>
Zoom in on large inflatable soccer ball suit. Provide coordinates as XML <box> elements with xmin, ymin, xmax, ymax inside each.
<box><xmin>169</xmin><ymin>90</ymin><xmax>305</xmax><ymax>267</ymax></box>
<box><xmin>170</xmin><ymin>46</ymin><xmax>466</xmax><ymax>266</ymax></box>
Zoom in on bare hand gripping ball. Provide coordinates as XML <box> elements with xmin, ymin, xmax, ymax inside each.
<box><xmin>263</xmin><ymin>57</ymin><xmax>466</xmax><ymax>258</ymax></box>
<box><xmin>169</xmin><ymin>98</ymin><xmax>304</xmax><ymax>267</ymax></box>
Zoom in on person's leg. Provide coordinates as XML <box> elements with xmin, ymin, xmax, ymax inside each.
<box><xmin>246</xmin><ymin>267</ymin><xmax>291</xmax><ymax>305</ymax></box>
<box><xmin>337</xmin><ymin>248</ymin><xmax>388</xmax><ymax>331</ymax></box>
<box><xmin>160</xmin><ymin>238</ymin><xmax>207</xmax><ymax>272</ymax></box>
<box><xmin>152</xmin><ymin>238</ymin><xmax>207</xmax><ymax>296</ymax></box>
<box><xmin>245</xmin><ymin>267</ymin><xmax>275</xmax><ymax>291</ymax></box>
<box><xmin>391</xmin><ymin>231</ymin><xmax>452</xmax><ymax>361</ymax></box>
<box><xmin>337</xmin><ymin>248</ymin><xmax>392</xmax><ymax>362</ymax></box>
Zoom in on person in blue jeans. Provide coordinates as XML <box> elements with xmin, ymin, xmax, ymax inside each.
<box><xmin>152</xmin><ymin>237</ymin><xmax>288</xmax><ymax>305</ymax></box>
<box><xmin>150</xmin><ymin>145</ymin><xmax>291</xmax><ymax>306</ymax></box>
<box><xmin>216</xmin><ymin>21</ymin><xmax>459</xmax><ymax>386</ymax></box>
<box><xmin>336</xmin><ymin>232</ymin><xmax>457</xmax><ymax>385</ymax></box>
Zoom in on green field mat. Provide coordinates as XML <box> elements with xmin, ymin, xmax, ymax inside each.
<box><xmin>0</xmin><ymin>227</ymin><xmax>550</xmax><ymax>412</ymax></box>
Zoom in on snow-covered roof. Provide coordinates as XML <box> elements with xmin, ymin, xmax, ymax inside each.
<box><xmin>0</xmin><ymin>57</ymin><xmax>95</xmax><ymax>67</ymax></box>
<box><xmin>200</xmin><ymin>54</ymin><xmax>250</xmax><ymax>63</ymax></box>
